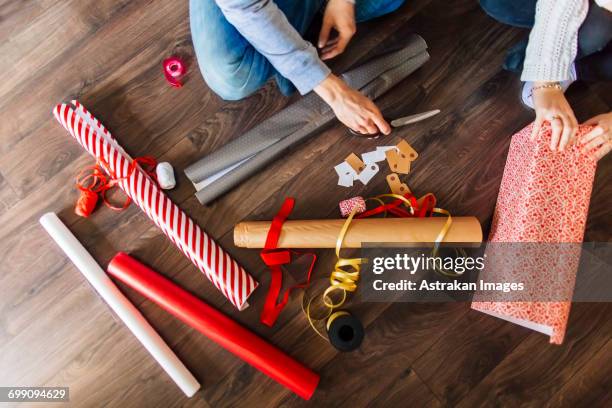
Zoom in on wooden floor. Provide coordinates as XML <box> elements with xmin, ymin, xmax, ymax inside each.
<box><xmin>1</xmin><ymin>1</ymin><xmax>611</xmax><ymax>406</ymax></box>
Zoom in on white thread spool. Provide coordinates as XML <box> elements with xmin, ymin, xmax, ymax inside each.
<box><xmin>156</xmin><ymin>162</ymin><xmax>176</xmax><ymax>190</ymax></box>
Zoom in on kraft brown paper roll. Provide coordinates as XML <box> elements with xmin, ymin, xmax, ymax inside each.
<box><xmin>234</xmin><ymin>217</ymin><xmax>482</xmax><ymax>249</ymax></box>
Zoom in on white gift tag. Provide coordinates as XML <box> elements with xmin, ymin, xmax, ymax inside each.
<box><xmin>361</xmin><ymin>150</ymin><xmax>385</xmax><ymax>164</ymax></box>
<box><xmin>362</xmin><ymin>146</ymin><xmax>398</xmax><ymax>164</ymax></box>
<box><xmin>377</xmin><ymin>146</ymin><xmax>398</xmax><ymax>152</ymax></box>
<box><xmin>335</xmin><ymin>161</ymin><xmax>358</xmax><ymax>187</ymax></box>
<box><xmin>356</xmin><ymin>163</ymin><xmax>379</xmax><ymax>185</ymax></box>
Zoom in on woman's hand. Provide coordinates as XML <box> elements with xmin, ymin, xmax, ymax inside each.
<box><xmin>314</xmin><ymin>74</ymin><xmax>391</xmax><ymax>135</ymax></box>
<box><xmin>530</xmin><ymin>83</ymin><xmax>578</xmax><ymax>151</ymax></box>
<box><xmin>318</xmin><ymin>0</ymin><xmax>356</xmax><ymax>60</ymax></box>
<box><xmin>580</xmin><ymin>112</ymin><xmax>612</xmax><ymax>160</ymax></box>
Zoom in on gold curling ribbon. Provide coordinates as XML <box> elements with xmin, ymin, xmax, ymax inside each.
<box><xmin>302</xmin><ymin>286</ymin><xmax>337</xmax><ymax>340</ymax></box>
<box><xmin>367</xmin><ymin>193</ymin><xmax>459</xmax><ymax>276</ymax></box>
<box><xmin>302</xmin><ymin>207</ymin><xmax>364</xmax><ymax>340</ymax></box>
<box><xmin>326</xmin><ymin>311</ymin><xmax>350</xmax><ymax>330</ymax></box>
<box><xmin>303</xmin><ymin>192</ymin><xmax>460</xmax><ymax>339</ymax></box>
<box><xmin>430</xmin><ymin>207</ymin><xmax>465</xmax><ymax>277</ymax></box>
<box><xmin>322</xmin><ymin>206</ymin><xmax>366</xmax><ymax>309</ymax></box>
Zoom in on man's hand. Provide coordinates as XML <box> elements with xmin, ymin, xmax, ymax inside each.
<box><xmin>314</xmin><ymin>74</ymin><xmax>391</xmax><ymax>136</ymax></box>
<box><xmin>580</xmin><ymin>112</ymin><xmax>612</xmax><ymax>161</ymax></box>
<box><xmin>530</xmin><ymin>83</ymin><xmax>578</xmax><ymax>151</ymax></box>
<box><xmin>318</xmin><ymin>0</ymin><xmax>356</xmax><ymax>60</ymax></box>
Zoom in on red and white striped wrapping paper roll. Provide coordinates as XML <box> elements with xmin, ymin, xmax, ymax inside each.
<box><xmin>53</xmin><ymin>100</ymin><xmax>258</xmax><ymax>310</ymax></box>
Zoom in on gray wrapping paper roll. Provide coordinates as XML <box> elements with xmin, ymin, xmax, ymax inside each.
<box><xmin>186</xmin><ymin>35</ymin><xmax>429</xmax><ymax>205</ymax></box>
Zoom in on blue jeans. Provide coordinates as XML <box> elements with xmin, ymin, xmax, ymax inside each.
<box><xmin>480</xmin><ymin>0</ymin><xmax>612</xmax><ymax>80</ymax></box>
<box><xmin>190</xmin><ymin>0</ymin><xmax>406</xmax><ymax>100</ymax></box>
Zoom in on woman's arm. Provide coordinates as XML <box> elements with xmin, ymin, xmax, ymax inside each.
<box><xmin>215</xmin><ymin>0</ymin><xmax>330</xmax><ymax>95</ymax></box>
<box><xmin>521</xmin><ymin>0</ymin><xmax>589</xmax><ymax>82</ymax></box>
<box><xmin>523</xmin><ymin>0</ymin><xmax>589</xmax><ymax>151</ymax></box>
<box><xmin>215</xmin><ymin>0</ymin><xmax>390</xmax><ymax>135</ymax></box>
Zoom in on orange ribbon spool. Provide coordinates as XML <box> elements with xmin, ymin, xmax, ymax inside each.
<box><xmin>74</xmin><ymin>156</ymin><xmax>157</xmax><ymax>217</ymax></box>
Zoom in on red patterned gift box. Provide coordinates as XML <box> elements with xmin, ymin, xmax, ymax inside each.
<box><xmin>472</xmin><ymin>123</ymin><xmax>598</xmax><ymax>344</ymax></box>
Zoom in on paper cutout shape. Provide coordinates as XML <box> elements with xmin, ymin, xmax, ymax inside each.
<box><xmin>335</xmin><ymin>161</ymin><xmax>358</xmax><ymax>187</ymax></box>
<box><xmin>356</xmin><ymin>163</ymin><xmax>380</xmax><ymax>184</ymax></box>
<box><xmin>385</xmin><ymin>149</ymin><xmax>411</xmax><ymax>174</ymax></box>
<box><xmin>386</xmin><ymin>173</ymin><xmax>411</xmax><ymax>195</ymax></box>
<box><xmin>362</xmin><ymin>146</ymin><xmax>397</xmax><ymax>164</ymax></box>
<box><xmin>396</xmin><ymin>140</ymin><xmax>418</xmax><ymax>161</ymax></box>
<box><xmin>345</xmin><ymin>153</ymin><xmax>366</xmax><ymax>173</ymax></box>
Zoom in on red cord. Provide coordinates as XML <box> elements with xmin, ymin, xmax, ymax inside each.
<box><xmin>74</xmin><ymin>156</ymin><xmax>157</xmax><ymax>217</ymax></box>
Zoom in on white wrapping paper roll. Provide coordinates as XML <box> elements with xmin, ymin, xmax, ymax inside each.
<box><xmin>39</xmin><ymin>212</ymin><xmax>200</xmax><ymax>397</ymax></box>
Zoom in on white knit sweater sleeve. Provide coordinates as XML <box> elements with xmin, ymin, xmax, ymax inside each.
<box><xmin>521</xmin><ymin>0</ymin><xmax>589</xmax><ymax>82</ymax></box>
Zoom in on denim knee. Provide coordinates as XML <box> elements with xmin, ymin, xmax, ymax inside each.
<box><xmin>577</xmin><ymin>4</ymin><xmax>612</xmax><ymax>58</ymax></box>
<box><xmin>203</xmin><ymin>70</ymin><xmax>264</xmax><ymax>101</ymax></box>
<box><xmin>190</xmin><ymin>0</ymin><xmax>269</xmax><ymax>100</ymax></box>
<box><xmin>200</xmin><ymin>51</ymin><xmax>270</xmax><ymax>101</ymax></box>
<box><xmin>479</xmin><ymin>0</ymin><xmax>536</xmax><ymax>28</ymax></box>
<box><xmin>579</xmin><ymin>36</ymin><xmax>610</xmax><ymax>58</ymax></box>
<box><xmin>206</xmin><ymin>81</ymin><xmax>255</xmax><ymax>101</ymax></box>
<box><xmin>356</xmin><ymin>0</ymin><xmax>405</xmax><ymax>23</ymax></box>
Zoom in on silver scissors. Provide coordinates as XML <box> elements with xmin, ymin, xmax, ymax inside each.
<box><xmin>348</xmin><ymin>109</ymin><xmax>441</xmax><ymax>138</ymax></box>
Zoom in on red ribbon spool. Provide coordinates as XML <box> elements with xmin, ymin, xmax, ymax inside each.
<box><xmin>74</xmin><ymin>157</ymin><xmax>158</xmax><ymax>217</ymax></box>
<box><xmin>163</xmin><ymin>56</ymin><xmax>186</xmax><ymax>88</ymax></box>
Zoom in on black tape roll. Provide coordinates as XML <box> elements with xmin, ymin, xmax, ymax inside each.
<box><xmin>326</xmin><ymin>311</ymin><xmax>364</xmax><ymax>352</ymax></box>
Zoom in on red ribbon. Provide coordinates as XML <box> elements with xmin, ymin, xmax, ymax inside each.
<box><xmin>259</xmin><ymin>193</ymin><xmax>435</xmax><ymax>326</ymax></box>
<box><xmin>75</xmin><ymin>156</ymin><xmax>157</xmax><ymax>217</ymax></box>
<box><xmin>260</xmin><ymin>197</ymin><xmax>317</xmax><ymax>327</ymax></box>
<box><xmin>356</xmin><ymin>193</ymin><xmax>436</xmax><ymax>220</ymax></box>
<box><xmin>163</xmin><ymin>56</ymin><xmax>186</xmax><ymax>88</ymax></box>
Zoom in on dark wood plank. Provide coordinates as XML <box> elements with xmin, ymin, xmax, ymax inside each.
<box><xmin>368</xmin><ymin>369</ymin><xmax>441</xmax><ymax>408</ymax></box>
<box><xmin>272</xmin><ymin>303</ymin><xmax>464</xmax><ymax>408</ymax></box>
<box><xmin>456</xmin><ymin>303</ymin><xmax>612</xmax><ymax>407</ymax></box>
<box><xmin>411</xmin><ymin>310</ymin><xmax>531</xmax><ymax>406</ymax></box>
<box><xmin>0</xmin><ymin>0</ymin><xmax>610</xmax><ymax>406</ymax></box>
<box><xmin>546</xmin><ymin>339</ymin><xmax>612</xmax><ymax>408</ymax></box>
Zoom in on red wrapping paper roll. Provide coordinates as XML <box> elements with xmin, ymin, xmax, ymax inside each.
<box><xmin>107</xmin><ymin>252</ymin><xmax>319</xmax><ymax>400</ymax></box>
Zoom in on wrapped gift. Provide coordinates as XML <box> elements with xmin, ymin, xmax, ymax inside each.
<box><xmin>472</xmin><ymin>123</ymin><xmax>597</xmax><ymax>344</ymax></box>
<box><xmin>53</xmin><ymin>101</ymin><xmax>258</xmax><ymax>310</ymax></box>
